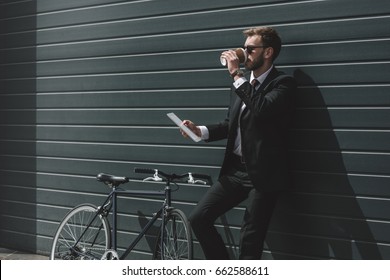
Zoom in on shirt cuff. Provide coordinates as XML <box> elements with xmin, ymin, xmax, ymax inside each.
<box><xmin>233</xmin><ymin>77</ymin><xmax>247</xmax><ymax>89</ymax></box>
<box><xmin>198</xmin><ymin>126</ymin><xmax>209</xmax><ymax>141</ymax></box>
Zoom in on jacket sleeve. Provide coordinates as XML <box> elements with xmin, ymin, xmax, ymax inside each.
<box><xmin>206</xmin><ymin>119</ymin><xmax>229</xmax><ymax>142</ymax></box>
<box><xmin>235</xmin><ymin>75</ymin><xmax>296</xmax><ymax>121</ymax></box>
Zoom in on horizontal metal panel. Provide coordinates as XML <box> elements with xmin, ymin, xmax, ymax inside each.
<box><xmin>0</xmin><ymin>0</ymin><xmax>125</xmax><ymax>18</ymax></box>
<box><xmin>0</xmin><ymin>90</ymin><xmax>230</xmax><ymax>109</ymax></box>
<box><xmin>3</xmin><ymin>17</ymin><xmax>390</xmax><ymax>64</ymax></box>
<box><xmin>292</xmin><ymin>172</ymin><xmax>390</xmax><ymax>197</ymax></box>
<box><xmin>4</xmin><ymin>126</ymin><xmax>390</xmax><ymax>152</ymax></box>
<box><xmin>3</xmin><ymin>0</ymin><xmax>390</xmax><ymax>47</ymax></box>
<box><xmin>3</xmin><ymin>40</ymin><xmax>390</xmax><ymax>80</ymax></box>
<box><xmin>278</xmin><ymin>192</ymin><xmax>390</xmax><ymax>220</ymax></box>
<box><xmin>296</xmin><ymin>86</ymin><xmax>390</xmax><ymax>107</ymax></box>
<box><xmin>0</xmin><ymin>230</ymin><xmax>39</xmax><ymax>254</ymax></box>
<box><xmin>0</xmin><ymin>155</ymin><xmax>222</xmax><ymax>178</ymax></box>
<box><xmin>2</xmin><ymin>0</ymin><xmax>299</xmax><ymax>29</ymax></box>
<box><xmin>1</xmin><ymin>215</ymin><xmax>42</xmax><ymax>235</ymax></box>
<box><xmin>2</xmin><ymin>51</ymin><xmax>225</xmax><ymax>78</ymax></box>
<box><xmin>1</xmin><ymin>185</ymin><xmax>199</xmax><ymax>228</ymax></box>
<box><xmin>1</xmin><ymin>70</ymin><xmax>231</xmax><ymax>93</ymax></box>
<box><xmin>292</xmin><ymin>108</ymin><xmax>390</xmax><ymax>129</ymax></box>
<box><xmin>4</xmin><ymin>107</ymin><xmax>388</xmax><ymax>128</ymax></box>
<box><xmin>284</xmin><ymin>63</ymin><xmax>390</xmax><ymax>85</ymax></box>
<box><xmin>0</xmin><ymin>159</ymin><xmax>215</xmax><ymax>202</ymax></box>
<box><xmin>289</xmin><ymin>129</ymin><xmax>390</xmax><ymax>152</ymax></box>
<box><xmin>265</xmin><ymin>231</ymin><xmax>389</xmax><ymax>259</ymax></box>
<box><xmin>6</xmin><ymin>167</ymin><xmax>390</xmax><ymax>200</ymax></box>
<box><xmin>0</xmin><ymin>170</ymin><xmax>105</xmax><ymax>194</ymax></box>
<box><xmin>2</xmin><ymin>30</ymin><xmax>238</xmax><ymax>62</ymax></box>
<box><xmin>2</xmin><ymin>63</ymin><xmax>389</xmax><ymax>95</ymax></box>
<box><xmin>270</xmin><ymin>212</ymin><xmax>390</xmax><ymax>243</ymax></box>
<box><xmin>5</xmin><ymin>107</ymin><xmax>390</xmax><ymax>130</ymax></box>
<box><xmin>290</xmin><ymin>150</ymin><xmax>390</xmax><ymax>174</ymax></box>
<box><xmin>0</xmin><ymin>199</ymin><xmax>38</xmax><ymax>221</ymax></box>
<box><xmin>2</xmin><ymin>85</ymin><xmax>389</xmax><ymax>110</ymax></box>
<box><xmin>0</xmin><ymin>140</ymin><xmax>225</xmax><ymax>166</ymax></box>
<box><xmin>0</xmin><ymin>184</ymin><xmax>106</xmax><ymax>207</ymax></box>
<box><xmin>282</xmin><ymin>39</ymin><xmax>390</xmax><ymax>65</ymax></box>
<box><xmin>4</xmin><ymin>0</ymin><xmax>390</xmax><ymax>30</ymax></box>
<box><xmin>0</xmin><ymin>108</ymin><xmax>227</xmax><ymax>125</ymax></box>
<box><xmin>1</xmin><ymin>125</ymin><xmax>227</xmax><ymax>147</ymax></box>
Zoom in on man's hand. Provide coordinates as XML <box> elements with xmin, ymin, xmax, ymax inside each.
<box><xmin>180</xmin><ymin>120</ymin><xmax>201</xmax><ymax>138</ymax></box>
<box><xmin>221</xmin><ymin>50</ymin><xmax>241</xmax><ymax>76</ymax></box>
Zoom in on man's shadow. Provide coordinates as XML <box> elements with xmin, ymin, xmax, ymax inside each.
<box><xmin>265</xmin><ymin>69</ymin><xmax>381</xmax><ymax>259</ymax></box>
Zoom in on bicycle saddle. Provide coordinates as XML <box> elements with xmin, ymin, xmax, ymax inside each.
<box><xmin>97</xmin><ymin>173</ymin><xmax>129</xmax><ymax>186</ymax></box>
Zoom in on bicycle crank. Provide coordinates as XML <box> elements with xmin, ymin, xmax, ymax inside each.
<box><xmin>101</xmin><ymin>249</ymin><xmax>119</xmax><ymax>260</ymax></box>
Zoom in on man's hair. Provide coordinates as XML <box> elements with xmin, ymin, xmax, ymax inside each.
<box><xmin>243</xmin><ymin>27</ymin><xmax>282</xmax><ymax>61</ymax></box>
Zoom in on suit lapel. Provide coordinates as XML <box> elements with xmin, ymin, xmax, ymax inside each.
<box><xmin>231</xmin><ymin>67</ymin><xmax>279</xmax><ymax>124</ymax></box>
<box><xmin>231</xmin><ymin>95</ymin><xmax>242</xmax><ymax>118</ymax></box>
<box><xmin>256</xmin><ymin>67</ymin><xmax>278</xmax><ymax>94</ymax></box>
<box><xmin>240</xmin><ymin>67</ymin><xmax>279</xmax><ymax>120</ymax></box>
<box><xmin>229</xmin><ymin>95</ymin><xmax>242</xmax><ymax>136</ymax></box>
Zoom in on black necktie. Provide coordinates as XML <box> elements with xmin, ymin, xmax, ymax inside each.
<box><xmin>251</xmin><ymin>79</ymin><xmax>260</xmax><ymax>89</ymax></box>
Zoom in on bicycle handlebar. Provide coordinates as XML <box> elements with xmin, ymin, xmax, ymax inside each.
<box><xmin>190</xmin><ymin>173</ymin><xmax>211</xmax><ymax>180</ymax></box>
<box><xmin>134</xmin><ymin>168</ymin><xmax>211</xmax><ymax>184</ymax></box>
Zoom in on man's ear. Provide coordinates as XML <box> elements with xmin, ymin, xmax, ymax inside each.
<box><xmin>265</xmin><ymin>47</ymin><xmax>274</xmax><ymax>60</ymax></box>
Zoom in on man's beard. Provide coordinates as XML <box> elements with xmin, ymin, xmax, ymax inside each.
<box><xmin>245</xmin><ymin>55</ymin><xmax>265</xmax><ymax>72</ymax></box>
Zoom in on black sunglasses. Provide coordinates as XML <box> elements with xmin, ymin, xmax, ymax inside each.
<box><xmin>243</xmin><ymin>45</ymin><xmax>268</xmax><ymax>54</ymax></box>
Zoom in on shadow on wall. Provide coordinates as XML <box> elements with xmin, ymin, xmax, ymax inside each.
<box><xmin>265</xmin><ymin>69</ymin><xmax>381</xmax><ymax>259</ymax></box>
<box><xmin>137</xmin><ymin>210</ymin><xmax>159</xmax><ymax>258</ymax></box>
<box><xmin>0</xmin><ymin>2</ymin><xmax>38</xmax><ymax>253</ymax></box>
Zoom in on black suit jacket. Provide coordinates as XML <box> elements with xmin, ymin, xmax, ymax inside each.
<box><xmin>206</xmin><ymin>67</ymin><xmax>296</xmax><ymax>192</ymax></box>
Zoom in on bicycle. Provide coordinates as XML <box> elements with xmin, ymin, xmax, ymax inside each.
<box><xmin>50</xmin><ymin>168</ymin><xmax>210</xmax><ymax>260</ymax></box>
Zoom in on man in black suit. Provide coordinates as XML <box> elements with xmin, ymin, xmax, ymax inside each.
<box><xmin>181</xmin><ymin>27</ymin><xmax>296</xmax><ymax>259</ymax></box>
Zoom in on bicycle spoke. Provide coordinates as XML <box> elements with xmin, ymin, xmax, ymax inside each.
<box><xmin>153</xmin><ymin>209</ymin><xmax>193</xmax><ymax>260</ymax></box>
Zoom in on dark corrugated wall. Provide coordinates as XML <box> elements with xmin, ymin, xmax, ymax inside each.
<box><xmin>1</xmin><ymin>0</ymin><xmax>389</xmax><ymax>259</ymax></box>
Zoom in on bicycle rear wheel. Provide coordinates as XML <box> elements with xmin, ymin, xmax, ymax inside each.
<box><xmin>153</xmin><ymin>208</ymin><xmax>193</xmax><ymax>260</ymax></box>
<box><xmin>50</xmin><ymin>204</ymin><xmax>111</xmax><ymax>260</ymax></box>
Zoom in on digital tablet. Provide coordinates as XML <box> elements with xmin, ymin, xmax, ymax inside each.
<box><xmin>167</xmin><ymin>112</ymin><xmax>202</xmax><ymax>142</ymax></box>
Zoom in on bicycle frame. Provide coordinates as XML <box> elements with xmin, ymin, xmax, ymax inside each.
<box><xmin>74</xmin><ymin>180</ymin><xmax>173</xmax><ymax>260</ymax></box>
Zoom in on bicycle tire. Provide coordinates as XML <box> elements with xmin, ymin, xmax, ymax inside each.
<box><xmin>50</xmin><ymin>203</ymin><xmax>111</xmax><ymax>260</ymax></box>
<box><xmin>153</xmin><ymin>208</ymin><xmax>193</xmax><ymax>260</ymax></box>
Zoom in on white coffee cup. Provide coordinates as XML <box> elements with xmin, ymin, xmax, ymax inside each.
<box><xmin>220</xmin><ymin>48</ymin><xmax>247</xmax><ymax>66</ymax></box>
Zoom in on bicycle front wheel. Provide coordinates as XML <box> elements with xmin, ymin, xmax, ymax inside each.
<box><xmin>50</xmin><ymin>204</ymin><xmax>111</xmax><ymax>260</ymax></box>
<box><xmin>153</xmin><ymin>208</ymin><xmax>193</xmax><ymax>260</ymax></box>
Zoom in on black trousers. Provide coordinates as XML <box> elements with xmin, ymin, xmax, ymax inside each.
<box><xmin>189</xmin><ymin>163</ymin><xmax>280</xmax><ymax>259</ymax></box>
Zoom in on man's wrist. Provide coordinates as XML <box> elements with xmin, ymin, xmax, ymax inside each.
<box><xmin>230</xmin><ymin>69</ymin><xmax>244</xmax><ymax>79</ymax></box>
<box><xmin>233</xmin><ymin>77</ymin><xmax>246</xmax><ymax>89</ymax></box>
